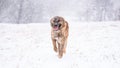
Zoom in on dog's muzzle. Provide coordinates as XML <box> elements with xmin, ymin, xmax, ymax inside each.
<box><xmin>53</xmin><ymin>23</ymin><xmax>61</xmax><ymax>31</ymax></box>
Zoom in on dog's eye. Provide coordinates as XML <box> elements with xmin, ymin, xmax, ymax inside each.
<box><xmin>59</xmin><ymin>24</ymin><xmax>61</xmax><ymax>27</ymax></box>
<box><xmin>58</xmin><ymin>20</ymin><xmax>60</xmax><ymax>22</ymax></box>
<box><xmin>54</xmin><ymin>19</ymin><xmax>60</xmax><ymax>22</ymax></box>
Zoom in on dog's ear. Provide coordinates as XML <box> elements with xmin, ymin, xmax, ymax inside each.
<box><xmin>60</xmin><ymin>17</ymin><xmax>66</xmax><ymax>24</ymax></box>
<box><xmin>50</xmin><ymin>18</ymin><xmax>53</xmax><ymax>23</ymax></box>
<box><xmin>50</xmin><ymin>17</ymin><xmax>54</xmax><ymax>27</ymax></box>
<box><xmin>62</xmin><ymin>17</ymin><xmax>66</xmax><ymax>24</ymax></box>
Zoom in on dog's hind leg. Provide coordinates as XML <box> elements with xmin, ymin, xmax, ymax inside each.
<box><xmin>63</xmin><ymin>40</ymin><xmax>67</xmax><ymax>54</ymax></box>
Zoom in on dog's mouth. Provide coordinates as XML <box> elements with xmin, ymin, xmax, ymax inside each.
<box><xmin>53</xmin><ymin>24</ymin><xmax>61</xmax><ymax>31</ymax></box>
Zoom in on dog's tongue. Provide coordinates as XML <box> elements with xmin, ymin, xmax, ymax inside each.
<box><xmin>54</xmin><ymin>26</ymin><xmax>59</xmax><ymax>31</ymax></box>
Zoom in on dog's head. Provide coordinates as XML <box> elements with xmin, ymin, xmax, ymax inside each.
<box><xmin>50</xmin><ymin>16</ymin><xmax>65</xmax><ymax>31</ymax></box>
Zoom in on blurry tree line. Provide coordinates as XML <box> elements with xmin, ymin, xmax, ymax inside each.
<box><xmin>0</xmin><ymin>0</ymin><xmax>120</xmax><ymax>23</ymax></box>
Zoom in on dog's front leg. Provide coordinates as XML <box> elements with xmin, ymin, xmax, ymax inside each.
<box><xmin>58</xmin><ymin>43</ymin><xmax>64</xmax><ymax>58</ymax></box>
<box><xmin>58</xmin><ymin>38</ymin><xmax>65</xmax><ymax>58</ymax></box>
<box><xmin>52</xmin><ymin>39</ymin><xmax>57</xmax><ymax>52</ymax></box>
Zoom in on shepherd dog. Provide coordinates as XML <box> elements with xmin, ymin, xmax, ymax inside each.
<box><xmin>50</xmin><ymin>16</ymin><xmax>69</xmax><ymax>58</ymax></box>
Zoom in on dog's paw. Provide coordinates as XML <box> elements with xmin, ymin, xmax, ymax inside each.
<box><xmin>58</xmin><ymin>55</ymin><xmax>63</xmax><ymax>59</ymax></box>
<box><xmin>58</xmin><ymin>53</ymin><xmax>63</xmax><ymax>59</ymax></box>
<box><xmin>63</xmin><ymin>48</ymin><xmax>66</xmax><ymax>54</ymax></box>
<box><xmin>54</xmin><ymin>48</ymin><xmax>58</xmax><ymax>52</ymax></box>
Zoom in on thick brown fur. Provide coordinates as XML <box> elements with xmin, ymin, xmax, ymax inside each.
<box><xmin>50</xmin><ymin>16</ymin><xmax>69</xmax><ymax>58</ymax></box>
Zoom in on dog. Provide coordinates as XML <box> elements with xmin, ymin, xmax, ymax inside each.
<box><xmin>50</xmin><ymin>16</ymin><xmax>69</xmax><ymax>58</ymax></box>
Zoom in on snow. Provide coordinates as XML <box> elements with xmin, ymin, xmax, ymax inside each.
<box><xmin>0</xmin><ymin>21</ymin><xmax>120</xmax><ymax>68</ymax></box>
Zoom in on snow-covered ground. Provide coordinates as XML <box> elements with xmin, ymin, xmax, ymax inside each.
<box><xmin>0</xmin><ymin>21</ymin><xmax>120</xmax><ymax>68</ymax></box>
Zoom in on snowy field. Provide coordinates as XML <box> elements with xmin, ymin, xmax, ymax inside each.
<box><xmin>0</xmin><ymin>21</ymin><xmax>120</xmax><ymax>68</ymax></box>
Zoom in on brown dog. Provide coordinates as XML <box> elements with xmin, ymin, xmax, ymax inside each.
<box><xmin>50</xmin><ymin>16</ymin><xmax>69</xmax><ymax>58</ymax></box>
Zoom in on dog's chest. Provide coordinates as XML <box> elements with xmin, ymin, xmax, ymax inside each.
<box><xmin>53</xmin><ymin>31</ymin><xmax>61</xmax><ymax>37</ymax></box>
<box><xmin>52</xmin><ymin>31</ymin><xmax>62</xmax><ymax>40</ymax></box>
